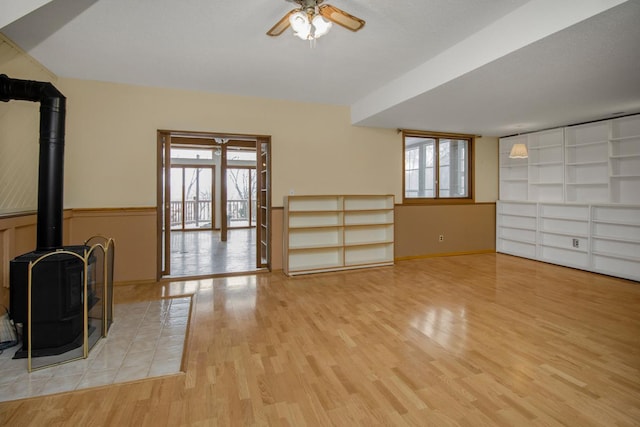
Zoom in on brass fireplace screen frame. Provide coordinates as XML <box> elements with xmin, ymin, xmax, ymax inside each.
<box><xmin>26</xmin><ymin>236</ymin><xmax>115</xmax><ymax>372</ymax></box>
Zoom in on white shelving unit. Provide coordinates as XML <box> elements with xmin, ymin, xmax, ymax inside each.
<box><xmin>565</xmin><ymin>121</ymin><xmax>610</xmax><ymax>203</ymax></box>
<box><xmin>283</xmin><ymin>195</ymin><xmax>394</xmax><ymax>276</ymax></box>
<box><xmin>610</xmin><ymin>115</ymin><xmax>640</xmax><ymax>204</ymax></box>
<box><xmin>591</xmin><ymin>205</ymin><xmax>640</xmax><ymax>281</ymax></box>
<box><xmin>496</xmin><ymin>201</ymin><xmax>537</xmax><ymax>258</ymax></box>
<box><xmin>497</xmin><ymin>202</ymin><xmax>640</xmax><ymax>281</ymax></box>
<box><xmin>528</xmin><ymin>128</ymin><xmax>564</xmax><ymax>201</ymax></box>
<box><xmin>538</xmin><ymin>203</ymin><xmax>590</xmax><ymax>269</ymax></box>
<box><xmin>499</xmin><ymin>135</ymin><xmax>529</xmax><ymax>201</ymax></box>
<box><xmin>497</xmin><ymin>114</ymin><xmax>640</xmax><ymax>282</ymax></box>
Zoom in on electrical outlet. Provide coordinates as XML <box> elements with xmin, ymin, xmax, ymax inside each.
<box><xmin>572</xmin><ymin>238</ymin><xmax>579</xmax><ymax>248</ymax></box>
<box><xmin>439</xmin><ymin>234</ymin><xmax>444</xmax><ymax>242</ymax></box>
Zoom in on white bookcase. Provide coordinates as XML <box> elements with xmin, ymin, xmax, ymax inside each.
<box><xmin>497</xmin><ymin>201</ymin><xmax>640</xmax><ymax>281</ymax></box>
<box><xmin>283</xmin><ymin>195</ymin><xmax>394</xmax><ymax>276</ymax></box>
<box><xmin>496</xmin><ymin>201</ymin><xmax>537</xmax><ymax>258</ymax></box>
<box><xmin>497</xmin><ymin>114</ymin><xmax>640</xmax><ymax>282</ymax></box>
<box><xmin>610</xmin><ymin>115</ymin><xmax>640</xmax><ymax>204</ymax></box>
<box><xmin>538</xmin><ymin>203</ymin><xmax>590</xmax><ymax>270</ymax></box>
<box><xmin>591</xmin><ymin>205</ymin><xmax>640</xmax><ymax>280</ymax></box>
<box><xmin>528</xmin><ymin>128</ymin><xmax>564</xmax><ymax>202</ymax></box>
<box><xmin>499</xmin><ymin>135</ymin><xmax>529</xmax><ymax>201</ymax></box>
<box><xmin>565</xmin><ymin>121</ymin><xmax>610</xmax><ymax>203</ymax></box>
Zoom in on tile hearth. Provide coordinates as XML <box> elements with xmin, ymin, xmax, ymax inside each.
<box><xmin>0</xmin><ymin>296</ymin><xmax>191</xmax><ymax>402</ymax></box>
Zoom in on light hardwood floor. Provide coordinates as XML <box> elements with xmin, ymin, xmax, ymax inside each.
<box><xmin>1</xmin><ymin>253</ymin><xmax>639</xmax><ymax>426</ymax></box>
<box><xmin>168</xmin><ymin>228</ymin><xmax>259</xmax><ymax>277</ymax></box>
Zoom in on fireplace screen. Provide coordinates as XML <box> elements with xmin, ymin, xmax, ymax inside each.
<box><xmin>26</xmin><ymin>238</ymin><xmax>115</xmax><ymax>372</ymax></box>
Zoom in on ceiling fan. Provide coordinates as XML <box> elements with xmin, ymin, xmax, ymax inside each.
<box><xmin>267</xmin><ymin>0</ymin><xmax>365</xmax><ymax>41</ymax></box>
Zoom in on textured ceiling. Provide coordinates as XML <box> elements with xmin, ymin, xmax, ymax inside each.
<box><xmin>2</xmin><ymin>0</ymin><xmax>640</xmax><ymax>136</ymax></box>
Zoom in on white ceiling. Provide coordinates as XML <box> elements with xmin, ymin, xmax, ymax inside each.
<box><xmin>2</xmin><ymin>0</ymin><xmax>640</xmax><ymax>136</ymax></box>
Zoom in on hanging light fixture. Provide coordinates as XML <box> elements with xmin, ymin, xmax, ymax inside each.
<box><xmin>509</xmin><ymin>143</ymin><xmax>528</xmax><ymax>159</ymax></box>
<box><xmin>288</xmin><ymin>7</ymin><xmax>332</xmax><ymax>42</ymax></box>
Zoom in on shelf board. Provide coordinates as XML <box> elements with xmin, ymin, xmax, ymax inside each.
<box><xmin>610</xmin><ymin>174</ymin><xmax>640</xmax><ymax>179</ymax></box>
<box><xmin>344</xmin><ymin>222</ymin><xmax>394</xmax><ymax>227</ymax></box>
<box><xmin>288</xmin><ymin>263</ymin><xmax>343</xmax><ymax>274</ymax></box>
<box><xmin>289</xmin><ymin>209</ymin><xmax>342</xmax><ymax>214</ymax></box>
<box><xmin>610</xmin><ymin>134</ymin><xmax>640</xmax><ymax>142</ymax></box>
<box><xmin>529</xmin><ymin>182</ymin><xmax>563</xmax><ymax>186</ymax></box>
<box><xmin>497</xmin><ymin>236</ymin><xmax>536</xmax><ymax>245</ymax></box>
<box><xmin>344</xmin><ymin>240</ymin><xmax>393</xmax><ymax>248</ymax></box>
<box><xmin>539</xmin><ymin>229</ymin><xmax>589</xmax><ymax>238</ymax></box>
<box><xmin>529</xmin><ymin>144</ymin><xmax>562</xmax><ymax>150</ymax></box>
<box><xmin>539</xmin><ymin>242</ymin><xmax>588</xmax><ymax>254</ymax></box>
<box><xmin>592</xmin><ymin>234</ymin><xmax>640</xmax><ymax>244</ymax></box>
<box><xmin>289</xmin><ymin>224</ymin><xmax>341</xmax><ymax>230</ymax></box>
<box><xmin>500</xmin><ymin>164</ymin><xmax>528</xmax><ymax>168</ymax></box>
<box><xmin>591</xmin><ymin>250</ymin><xmax>640</xmax><ymax>263</ymax></box>
<box><xmin>289</xmin><ymin>243</ymin><xmax>343</xmax><ymax>251</ymax></box>
<box><xmin>539</xmin><ymin>215</ymin><xmax>588</xmax><ymax>222</ymax></box>
<box><xmin>611</xmin><ymin>153</ymin><xmax>640</xmax><ymax>159</ymax></box>
<box><xmin>502</xmin><ymin>178</ymin><xmax>529</xmax><ymax>182</ymax></box>
<box><xmin>565</xmin><ymin>140</ymin><xmax>607</xmax><ymax>148</ymax></box>
<box><xmin>566</xmin><ymin>160</ymin><xmax>608</xmax><ymax>166</ymax></box>
<box><xmin>499</xmin><ymin>213</ymin><xmax>536</xmax><ymax>219</ymax></box>
<box><xmin>529</xmin><ymin>161</ymin><xmax>563</xmax><ymax>166</ymax></box>
<box><xmin>344</xmin><ymin>260</ymin><xmax>394</xmax><ymax>268</ymax></box>
<box><xmin>592</xmin><ymin>218</ymin><xmax>640</xmax><ymax>227</ymax></box>
<box><xmin>565</xmin><ymin>182</ymin><xmax>608</xmax><ymax>186</ymax></box>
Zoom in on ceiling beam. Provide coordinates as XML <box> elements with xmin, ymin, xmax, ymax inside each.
<box><xmin>350</xmin><ymin>0</ymin><xmax>629</xmax><ymax>127</ymax></box>
<box><xmin>0</xmin><ymin>0</ymin><xmax>53</xmax><ymax>29</ymax></box>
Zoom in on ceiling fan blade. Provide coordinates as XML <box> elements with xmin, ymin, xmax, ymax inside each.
<box><xmin>318</xmin><ymin>4</ymin><xmax>365</xmax><ymax>32</ymax></box>
<box><xmin>267</xmin><ymin>9</ymin><xmax>297</xmax><ymax>36</ymax></box>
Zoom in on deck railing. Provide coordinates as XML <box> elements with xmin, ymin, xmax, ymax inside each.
<box><xmin>170</xmin><ymin>199</ymin><xmax>256</xmax><ymax>228</ymax></box>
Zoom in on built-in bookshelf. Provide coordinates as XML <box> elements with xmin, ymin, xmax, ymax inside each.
<box><xmin>610</xmin><ymin>115</ymin><xmax>640</xmax><ymax>204</ymax></box>
<box><xmin>499</xmin><ymin>135</ymin><xmax>529</xmax><ymax>201</ymax></box>
<box><xmin>528</xmin><ymin>128</ymin><xmax>564</xmax><ymax>202</ymax></box>
<box><xmin>283</xmin><ymin>195</ymin><xmax>394</xmax><ymax>276</ymax></box>
<box><xmin>497</xmin><ymin>114</ymin><xmax>640</xmax><ymax>282</ymax></box>
<box><xmin>565</xmin><ymin>121</ymin><xmax>609</xmax><ymax>203</ymax></box>
<box><xmin>497</xmin><ymin>201</ymin><xmax>639</xmax><ymax>281</ymax></box>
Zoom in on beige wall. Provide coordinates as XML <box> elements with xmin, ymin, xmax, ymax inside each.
<box><xmin>57</xmin><ymin>78</ymin><xmax>498</xmax><ymax>208</ymax></box>
<box><xmin>57</xmin><ymin>78</ymin><xmax>402</xmax><ymax>209</ymax></box>
<box><xmin>0</xmin><ymin>34</ymin><xmax>57</xmax><ymax>214</ymax></box>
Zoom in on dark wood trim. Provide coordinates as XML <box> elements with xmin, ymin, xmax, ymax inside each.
<box><xmin>402</xmin><ymin>130</ymin><xmax>475</xmax><ymax>204</ymax></box>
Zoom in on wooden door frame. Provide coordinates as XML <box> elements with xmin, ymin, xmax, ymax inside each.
<box><xmin>157</xmin><ymin>130</ymin><xmax>272</xmax><ymax>280</ymax></box>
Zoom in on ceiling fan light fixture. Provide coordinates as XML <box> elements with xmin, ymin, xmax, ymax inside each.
<box><xmin>312</xmin><ymin>14</ymin><xmax>332</xmax><ymax>38</ymax></box>
<box><xmin>289</xmin><ymin>11</ymin><xmax>311</xmax><ymax>39</ymax></box>
<box><xmin>267</xmin><ymin>1</ymin><xmax>364</xmax><ymax>41</ymax></box>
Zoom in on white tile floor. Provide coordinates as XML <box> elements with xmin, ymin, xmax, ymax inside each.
<box><xmin>0</xmin><ymin>296</ymin><xmax>190</xmax><ymax>402</ymax></box>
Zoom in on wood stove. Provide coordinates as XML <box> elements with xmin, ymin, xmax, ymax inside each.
<box><xmin>1</xmin><ymin>75</ymin><xmax>114</xmax><ymax>367</ymax></box>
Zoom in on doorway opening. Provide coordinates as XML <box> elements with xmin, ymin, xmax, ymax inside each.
<box><xmin>157</xmin><ymin>131</ymin><xmax>271</xmax><ymax>279</ymax></box>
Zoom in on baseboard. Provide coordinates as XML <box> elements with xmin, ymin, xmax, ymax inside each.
<box><xmin>395</xmin><ymin>249</ymin><xmax>495</xmax><ymax>262</ymax></box>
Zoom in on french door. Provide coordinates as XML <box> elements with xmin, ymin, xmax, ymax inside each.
<box><xmin>157</xmin><ymin>130</ymin><xmax>271</xmax><ymax>278</ymax></box>
<box><xmin>170</xmin><ymin>166</ymin><xmax>214</xmax><ymax>230</ymax></box>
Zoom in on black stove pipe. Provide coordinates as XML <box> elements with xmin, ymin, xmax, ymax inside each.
<box><xmin>0</xmin><ymin>74</ymin><xmax>66</xmax><ymax>251</ymax></box>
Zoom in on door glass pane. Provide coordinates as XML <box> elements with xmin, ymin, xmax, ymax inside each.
<box><xmin>251</xmin><ymin>170</ymin><xmax>257</xmax><ymax>227</ymax></box>
<box><xmin>227</xmin><ymin>168</ymin><xmax>250</xmax><ymax>228</ymax></box>
<box><xmin>184</xmin><ymin>167</ymin><xmax>212</xmax><ymax>229</ymax></box>
<box><xmin>170</xmin><ymin>168</ymin><xmax>183</xmax><ymax>230</ymax></box>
